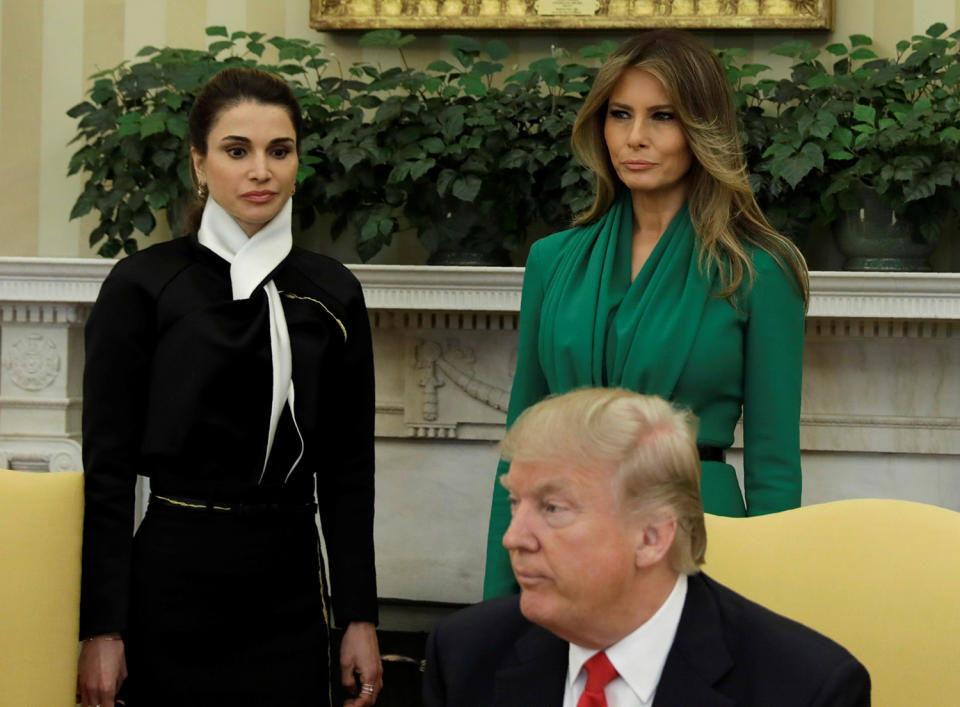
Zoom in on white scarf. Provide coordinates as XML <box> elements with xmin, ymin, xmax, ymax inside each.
<box><xmin>198</xmin><ymin>197</ymin><xmax>303</xmax><ymax>484</ymax></box>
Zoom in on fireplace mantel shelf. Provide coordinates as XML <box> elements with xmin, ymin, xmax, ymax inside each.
<box><xmin>0</xmin><ymin>258</ymin><xmax>958</xmax><ymax>320</ymax></box>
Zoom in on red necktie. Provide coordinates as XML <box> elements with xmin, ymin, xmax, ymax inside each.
<box><xmin>577</xmin><ymin>651</ymin><xmax>619</xmax><ymax>707</ymax></box>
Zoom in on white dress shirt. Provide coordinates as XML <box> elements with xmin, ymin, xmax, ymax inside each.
<box><xmin>562</xmin><ymin>573</ymin><xmax>688</xmax><ymax>707</ymax></box>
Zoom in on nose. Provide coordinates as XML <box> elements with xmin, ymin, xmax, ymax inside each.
<box><xmin>627</xmin><ymin>118</ymin><xmax>649</xmax><ymax>149</ymax></box>
<box><xmin>502</xmin><ymin>502</ymin><xmax>539</xmax><ymax>553</ymax></box>
<box><xmin>249</xmin><ymin>152</ymin><xmax>271</xmax><ymax>182</ymax></box>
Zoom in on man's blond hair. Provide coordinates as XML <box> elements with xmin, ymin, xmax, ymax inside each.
<box><xmin>500</xmin><ymin>388</ymin><xmax>706</xmax><ymax>574</ymax></box>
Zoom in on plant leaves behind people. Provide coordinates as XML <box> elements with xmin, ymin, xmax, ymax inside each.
<box><xmin>452</xmin><ymin>175</ymin><xmax>481</xmax><ymax>202</ymax></box>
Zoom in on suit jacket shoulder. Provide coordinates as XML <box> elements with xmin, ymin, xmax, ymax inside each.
<box><xmin>657</xmin><ymin>573</ymin><xmax>870</xmax><ymax>707</ymax></box>
<box><xmin>424</xmin><ymin>595</ymin><xmax>567</xmax><ymax>707</ymax></box>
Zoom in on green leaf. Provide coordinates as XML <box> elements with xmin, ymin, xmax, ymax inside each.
<box><xmin>828</xmin><ymin>150</ymin><xmax>855</xmax><ymax>160</ymax></box>
<box><xmin>484</xmin><ymin>40</ymin><xmax>509</xmax><ymax>61</ymax></box>
<box><xmin>444</xmin><ymin>35</ymin><xmax>483</xmax><ymax>54</ymax></box>
<box><xmin>97</xmin><ymin>239</ymin><xmax>121</xmax><ymax>258</ymax></box>
<box><xmin>208</xmin><ymin>40</ymin><xmax>234</xmax><ymax>54</ymax></box>
<box><xmin>437</xmin><ymin>168</ymin><xmax>457</xmax><ymax>197</ymax></box>
<box><xmin>825</xmin><ymin>43</ymin><xmax>848</xmax><ymax>56</ymax></box>
<box><xmin>777</xmin><ymin>154</ymin><xmax>815</xmax><ymax>188</ymax></box>
<box><xmin>427</xmin><ymin>60</ymin><xmax>456</xmax><ymax>73</ymax></box>
<box><xmin>247</xmin><ymin>41</ymin><xmax>265</xmax><ymax>57</ymax></box>
<box><xmin>452</xmin><ymin>175</ymin><xmax>481</xmax><ymax>202</ymax></box>
<box><xmin>164</xmin><ymin>92</ymin><xmax>185</xmax><ymax>110</ymax></box>
<box><xmin>66</xmin><ymin>102</ymin><xmax>94</xmax><ymax>119</ymax></box>
<box><xmin>91</xmin><ymin>79</ymin><xmax>115</xmax><ymax>105</ymax></box>
<box><xmin>459</xmin><ymin>74</ymin><xmax>486</xmax><ymax>97</ymax></box>
<box><xmin>339</xmin><ymin>147</ymin><xmax>367</xmax><ymax>171</ymax></box>
<box><xmin>136</xmin><ymin>45</ymin><xmax>160</xmax><ymax>57</ymax></box>
<box><xmin>166</xmin><ymin>114</ymin><xmax>188</xmax><ymax>139</ymax></box>
<box><xmin>800</xmin><ymin>142</ymin><xmax>824</xmax><ymax>172</ymax></box>
<box><xmin>853</xmin><ymin>104</ymin><xmax>876</xmax><ymax>125</ymax></box>
<box><xmin>926</xmin><ymin>22</ymin><xmax>947</xmax><ymax>38</ymax></box>
<box><xmin>359</xmin><ymin>29</ymin><xmax>416</xmax><ymax>48</ymax></box>
<box><xmin>770</xmin><ymin>40</ymin><xmax>812</xmax><ymax>59</ymax></box>
<box><xmin>408</xmin><ymin>158</ymin><xmax>435</xmax><ymax>180</ymax></box>
<box><xmin>206</xmin><ymin>26</ymin><xmax>228</xmax><ymax>37</ymax></box>
<box><xmin>421</xmin><ymin>137</ymin><xmax>445</xmax><ymax>153</ymax></box>
<box><xmin>940</xmin><ymin>126</ymin><xmax>960</xmax><ymax>142</ymax></box>
<box><xmin>849</xmin><ymin>34</ymin><xmax>872</xmax><ymax>47</ymax></box>
<box><xmin>140</xmin><ymin>112</ymin><xmax>166</xmax><ymax>137</ymax></box>
<box><xmin>116</xmin><ymin>113</ymin><xmax>142</xmax><ymax>137</ymax></box>
<box><xmin>849</xmin><ymin>48</ymin><xmax>877</xmax><ymax>60</ymax></box>
<box><xmin>439</xmin><ymin>105</ymin><xmax>466</xmax><ymax>141</ymax></box>
<box><xmin>132</xmin><ymin>207</ymin><xmax>155</xmax><ymax>235</ymax></box>
<box><xmin>151</xmin><ymin>149</ymin><xmax>177</xmax><ymax>170</ymax></box>
<box><xmin>374</xmin><ymin>100</ymin><xmax>403</xmax><ymax>123</ymax></box>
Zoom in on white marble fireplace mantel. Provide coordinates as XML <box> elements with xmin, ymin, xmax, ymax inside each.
<box><xmin>1</xmin><ymin>258</ymin><xmax>958</xmax><ymax>603</ymax></box>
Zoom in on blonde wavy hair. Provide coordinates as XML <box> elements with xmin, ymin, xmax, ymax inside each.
<box><xmin>500</xmin><ymin>388</ymin><xmax>706</xmax><ymax>575</ymax></box>
<box><xmin>571</xmin><ymin>29</ymin><xmax>809</xmax><ymax>303</ymax></box>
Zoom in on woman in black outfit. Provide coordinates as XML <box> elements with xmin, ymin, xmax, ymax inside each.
<box><xmin>76</xmin><ymin>68</ymin><xmax>382</xmax><ymax>707</ymax></box>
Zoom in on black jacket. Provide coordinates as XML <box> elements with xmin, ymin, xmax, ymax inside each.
<box><xmin>424</xmin><ymin>572</ymin><xmax>870</xmax><ymax>706</ymax></box>
<box><xmin>80</xmin><ymin>235</ymin><xmax>377</xmax><ymax>637</ymax></box>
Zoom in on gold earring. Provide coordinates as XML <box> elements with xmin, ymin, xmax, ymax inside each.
<box><xmin>197</xmin><ymin>183</ymin><xmax>208</xmax><ymax>199</ymax></box>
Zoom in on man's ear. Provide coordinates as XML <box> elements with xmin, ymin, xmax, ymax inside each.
<box><xmin>634</xmin><ymin>514</ymin><xmax>677</xmax><ymax>569</ymax></box>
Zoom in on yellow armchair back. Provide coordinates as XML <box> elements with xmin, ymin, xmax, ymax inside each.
<box><xmin>703</xmin><ymin>499</ymin><xmax>960</xmax><ymax>707</ymax></box>
<box><xmin>0</xmin><ymin>469</ymin><xmax>83</xmax><ymax>706</ymax></box>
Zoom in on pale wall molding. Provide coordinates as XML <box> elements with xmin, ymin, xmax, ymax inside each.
<box><xmin>3</xmin><ymin>258</ymin><xmax>957</xmax><ymax>320</ymax></box>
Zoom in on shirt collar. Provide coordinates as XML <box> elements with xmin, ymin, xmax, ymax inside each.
<box><xmin>567</xmin><ymin>573</ymin><xmax>688</xmax><ymax>704</ymax></box>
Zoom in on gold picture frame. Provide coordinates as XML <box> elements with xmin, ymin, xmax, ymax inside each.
<box><xmin>310</xmin><ymin>0</ymin><xmax>833</xmax><ymax>31</ymax></box>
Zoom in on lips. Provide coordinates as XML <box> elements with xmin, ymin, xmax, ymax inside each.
<box><xmin>513</xmin><ymin>569</ymin><xmax>550</xmax><ymax>586</ymax></box>
<box><xmin>623</xmin><ymin>160</ymin><xmax>656</xmax><ymax>170</ymax></box>
<box><xmin>241</xmin><ymin>190</ymin><xmax>277</xmax><ymax>203</ymax></box>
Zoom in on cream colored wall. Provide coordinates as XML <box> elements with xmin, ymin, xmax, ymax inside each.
<box><xmin>1</xmin><ymin>0</ymin><xmax>958</xmax><ymax>258</ymax></box>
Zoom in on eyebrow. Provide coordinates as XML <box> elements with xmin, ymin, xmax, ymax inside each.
<box><xmin>500</xmin><ymin>475</ymin><xmax>573</xmax><ymax>497</ymax></box>
<box><xmin>608</xmin><ymin>101</ymin><xmax>675</xmax><ymax>112</ymax></box>
<box><xmin>219</xmin><ymin>135</ymin><xmax>295</xmax><ymax>145</ymax></box>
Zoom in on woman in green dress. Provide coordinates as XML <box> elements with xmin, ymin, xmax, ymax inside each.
<box><xmin>484</xmin><ymin>29</ymin><xmax>810</xmax><ymax>598</ymax></box>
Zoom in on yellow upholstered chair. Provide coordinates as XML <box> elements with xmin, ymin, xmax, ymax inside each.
<box><xmin>703</xmin><ymin>499</ymin><xmax>960</xmax><ymax>707</ymax></box>
<box><xmin>0</xmin><ymin>469</ymin><xmax>84</xmax><ymax>706</ymax></box>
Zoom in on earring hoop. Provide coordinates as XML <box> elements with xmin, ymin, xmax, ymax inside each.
<box><xmin>196</xmin><ymin>183</ymin><xmax>208</xmax><ymax>199</ymax></box>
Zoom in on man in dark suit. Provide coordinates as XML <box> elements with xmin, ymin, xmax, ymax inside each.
<box><xmin>424</xmin><ymin>388</ymin><xmax>870</xmax><ymax>706</ymax></box>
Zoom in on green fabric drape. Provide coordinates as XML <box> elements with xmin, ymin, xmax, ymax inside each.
<box><xmin>483</xmin><ymin>193</ymin><xmax>804</xmax><ymax>598</ymax></box>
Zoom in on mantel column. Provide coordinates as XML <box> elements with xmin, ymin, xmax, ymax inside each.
<box><xmin>0</xmin><ymin>303</ymin><xmax>89</xmax><ymax>472</ymax></box>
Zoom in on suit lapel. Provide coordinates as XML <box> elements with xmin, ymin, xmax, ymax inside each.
<box><xmin>493</xmin><ymin>622</ymin><xmax>568</xmax><ymax>707</ymax></box>
<box><xmin>654</xmin><ymin>574</ymin><xmax>735</xmax><ymax>707</ymax></box>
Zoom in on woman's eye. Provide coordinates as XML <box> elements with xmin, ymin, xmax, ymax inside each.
<box><xmin>652</xmin><ymin>111</ymin><xmax>676</xmax><ymax>121</ymax></box>
<box><xmin>226</xmin><ymin>146</ymin><xmax>246</xmax><ymax>158</ymax></box>
<box><xmin>608</xmin><ymin>109</ymin><xmax>630</xmax><ymax>120</ymax></box>
<box><xmin>271</xmin><ymin>147</ymin><xmax>292</xmax><ymax>159</ymax></box>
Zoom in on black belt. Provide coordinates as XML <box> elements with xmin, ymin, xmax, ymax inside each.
<box><xmin>150</xmin><ymin>493</ymin><xmax>316</xmax><ymax>516</ymax></box>
<box><xmin>697</xmin><ymin>445</ymin><xmax>726</xmax><ymax>463</ymax></box>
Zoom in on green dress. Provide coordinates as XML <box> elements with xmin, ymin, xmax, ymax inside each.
<box><xmin>483</xmin><ymin>194</ymin><xmax>804</xmax><ymax>598</ymax></box>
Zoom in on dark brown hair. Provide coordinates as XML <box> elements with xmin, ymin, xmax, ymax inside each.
<box><xmin>571</xmin><ymin>30</ymin><xmax>808</xmax><ymax>304</ymax></box>
<box><xmin>184</xmin><ymin>67</ymin><xmax>302</xmax><ymax>235</ymax></box>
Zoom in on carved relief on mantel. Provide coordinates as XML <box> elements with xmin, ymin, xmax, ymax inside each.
<box><xmin>3</xmin><ymin>333</ymin><xmax>61</xmax><ymax>391</ymax></box>
<box><xmin>369</xmin><ymin>306</ymin><xmax>517</xmax><ymax>441</ymax></box>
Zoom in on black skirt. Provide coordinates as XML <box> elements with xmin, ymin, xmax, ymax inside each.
<box><xmin>118</xmin><ymin>500</ymin><xmax>330</xmax><ymax>706</ymax></box>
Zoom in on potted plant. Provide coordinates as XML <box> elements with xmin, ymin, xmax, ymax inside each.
<box><xmin>751</xmin><ymin>24</ymin><xmax>960</xmax><ymax>270</ymax></box>
<box><xmin>316</xmin><ymin>31</ymin><xmax>606</xmax><ymax>264</ymax></box>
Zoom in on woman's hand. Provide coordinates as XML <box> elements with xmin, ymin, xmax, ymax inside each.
<box><xmin>340</xmin><ymin>621</ymin><xmax>382</xmax><ymax>706</ymax></box>
<box><xmin>77</xmin><ymin>634</ymin><xmax>127</xmax><ymax>707</ymax></box>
